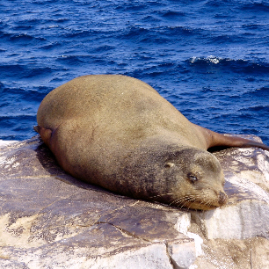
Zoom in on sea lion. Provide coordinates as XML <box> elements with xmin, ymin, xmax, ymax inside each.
<box><xmin>35</xmin><ymin>75</ymin><xmax>269</xmax><ymax>210</ymax></box>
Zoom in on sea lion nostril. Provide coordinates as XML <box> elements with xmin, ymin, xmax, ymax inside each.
<box><xmin>218</xmin><ymin>191</ymin><xmax>227</xmax><ymax>205</ymax></box>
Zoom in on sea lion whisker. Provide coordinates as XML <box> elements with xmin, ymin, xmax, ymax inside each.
<box><xmin>170</xmin><ymin>199</ymin><xmax>184</xmax><ymax>206</ymax></box>
<box><xmin>169</xmin><ymin>197</ymin><xmax>182</xmax><ymax>206</ymax></box>
<box><xmin>183</xmin><ymin>200</ymin><xmax>193</xmax><ymax>210</ymax></box>
<box><xmin>175</xmin><ymin>197</ymin><xmax>193</xmax><ymax>209</ymax></box>
<box><xmin>171</xmin><ymin>198</ymin><xmax>185</xmax><ymax>207</ymax></box>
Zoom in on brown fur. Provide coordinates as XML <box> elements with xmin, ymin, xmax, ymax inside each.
<box><xmin>35</xmin><ymin>75</ymin><xmax>268</xmax><ymax>210</ymax></box>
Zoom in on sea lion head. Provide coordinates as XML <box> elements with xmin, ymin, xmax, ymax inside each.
<box><xmin>158</xmin><ymin>147</ymin><xmax>227</xmax><ymax>210</ymax></box>
<box><xmin>136</xmin><ymin>146</ymin><xmax>228</xmax><ymax>210</ymax></box>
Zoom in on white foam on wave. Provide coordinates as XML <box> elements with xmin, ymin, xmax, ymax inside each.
<box><xmin>190</xmin><ymin>55</ymin><xmax>222</xmax><ymax>64</ymax></box>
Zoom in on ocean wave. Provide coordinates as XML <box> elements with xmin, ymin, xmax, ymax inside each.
<box><xmin>0</xmin><ymin>115</ymin><xmax>36</xmax><ymax>140</ymax></box>
<box><xmin>39</xmin><ymin>42</ymin><xmax>61</xmax><ymax>50</ymax></box>
<box><xmin>239</xmin><ymin>105</ymin><xmax>269</xmax><ymax>114</ymax></box>
<box><xmin>120</xmin><ymin>27</ymin><xmax>151</xmax><ymax>39</ymax></box>
<box><xmin>0</xmin><ymin>31</ymin><xmax>45</xmax><ymax>43</ymax></box>
<box><xmin>204</xmin><ymin>0</ymin><xmax>269</xmax><ymax>10</ymax></box>
<box><xmin>188</xmin><ymin>56</ymin><xmax>269</xmax><ymax>75</ymax></box>
<box><xmin>1</xmin><ymin>86</ymin><xmax>47</xmax><ymax>105</ymax></box>
<box><xmin>159</xmin><ymin>10</ymin><xmax>186</xmax><ymax>19</ymax></box>
<box><xmin>91</xmin><ymin>45</ymin><xmax>115</xmax><ymax>53</ymax></box>
<box><xmin>190</xmin><ymin>56</ymin><xmax>222</xmax><ymax>65</ymax></box>
<box><xmin>0</xmin><ymin>65</ymin><xmax>53</xmax><ymax>79</ymax></box>
<box><xmin>209</xmin><ymin>34</ymin><xmax>248</xmax><ymax>44</ymax></box>
<box><xmin>115</xmin><ymin>2</ymin><xmax>148</xmax><ymax>12</ymax></box>
<box><xmin>56</xmin><ymin>54</ymin><xmax>116</xmax><ymax>67</ymax></box>
<box><xmin>240</xmin><ymin>1</ymin><xmax>269</xmax><ymax>12</ymax></box>
<box><xmin>118</xmin><ymin>25</ymin><xmax>204</xmax><ymax>45</ymax></box>
<box><xmin>243</xmin><ymin>87</ymin><xmax>269</xmax><ymax>98</ymax></box>
<box><xmin>0</xmin><ymin>65</ymin><xmax>26</xmax><ymax>77</ymax></box>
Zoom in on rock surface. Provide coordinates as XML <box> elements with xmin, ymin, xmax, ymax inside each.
<box><xmin>0</xmin><ymin>136</ymin><xmax>269</xmax><ymax>268</ymax></box>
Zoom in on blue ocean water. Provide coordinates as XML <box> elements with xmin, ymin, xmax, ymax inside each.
<box><xmin>0</xmin><ymin>0</ymin><xmax>268</xmax><ymax>144</ymax></box>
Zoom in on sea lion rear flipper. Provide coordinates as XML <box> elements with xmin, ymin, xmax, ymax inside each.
<box><xmin>210</xmin><ymin>130</ymin><xmax>269</xmax><ymax>151</ymax></box>
<box><xmin>195</xmin><ymin>125</ymin><xmax>269</xmax><ymax>151</ymax></box>
<box><xmin>34</xmin><ymin>125</ymin><xmax>53</xmax><ymax>147</ymax></box>
<box><xmin>33</xmin><ymin>126</ymin><xmax>40</xmax><ymax>133</ymax></box>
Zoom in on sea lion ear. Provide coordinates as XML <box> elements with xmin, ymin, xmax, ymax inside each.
<box><xmin>164</xmin><ymin>162</ymin><xmax>175</xmax><ymax>168</ymax></box>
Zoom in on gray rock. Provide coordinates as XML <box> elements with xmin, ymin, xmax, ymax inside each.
<box><xmin>0</xmin><ymin>135</ymin><xmax>269</xmax><ymax>268</ymax></box>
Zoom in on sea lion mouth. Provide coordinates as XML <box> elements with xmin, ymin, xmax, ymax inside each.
<box><xmin>182</xmin><ymin>201</ymin><xmax>220</xmax><ymax>211</ymax></box>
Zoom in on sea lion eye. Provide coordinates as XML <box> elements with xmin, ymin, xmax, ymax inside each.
<box><xmin>187</xmin><ymin>173</ymin><xmax>198</xmax><ymax>183</ymax></box>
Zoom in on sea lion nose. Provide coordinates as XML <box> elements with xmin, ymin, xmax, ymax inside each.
<box><xmin>218</xmin><ymin>191</ymin><xmax>228</xmax><ymax>205</ymax></box>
